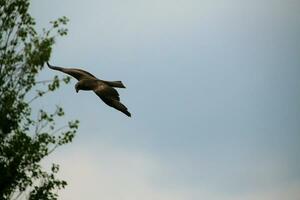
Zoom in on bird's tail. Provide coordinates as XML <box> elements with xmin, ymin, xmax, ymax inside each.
<box><xmin>103</xmin><ymin>80</ymin><xmax>126</xmax><ymax>88</ymax></box>
<box><xmin>112</xmin><ymin>100</ymin><xmax>131</xmax><ymax>117</ymax></box>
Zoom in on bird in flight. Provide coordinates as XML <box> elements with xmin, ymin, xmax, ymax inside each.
<box><xmin>47</xmin><ymin>62</ymin><xmax>131</xmax><ymax>117</ymax></box>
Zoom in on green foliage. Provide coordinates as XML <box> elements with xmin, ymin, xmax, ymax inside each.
<box><xmin>0</xmin><ymin>0</ymin><xmax>78</xmax><ymax>199</ymax></box>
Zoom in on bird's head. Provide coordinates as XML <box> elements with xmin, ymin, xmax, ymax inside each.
<box><xmin>75</xmin><ymin>82</ymin><xmax>80</xmax><ymax>93</ymax></box>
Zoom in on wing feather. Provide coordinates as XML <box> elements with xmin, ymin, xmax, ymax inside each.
<box><xmin>47</xmin><ymin>62</ymin><xmax>96</xmax><ymax>80</ymax></box>
<box><xmin>94</xmin><ymin>82</ymin><xmax>120</xmax><ymax>101</ymax></box>
<box><xmin>94</xmin><ymin>82</ymin><xmax>131</xmax><ymax>117</ymax></box>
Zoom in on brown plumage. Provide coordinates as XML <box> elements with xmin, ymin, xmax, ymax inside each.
<box><xmin>47</xmin><ymin>62</ymin><xmax>131</xmax><ymax>117</ymax></box>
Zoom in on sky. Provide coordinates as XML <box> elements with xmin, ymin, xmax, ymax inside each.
<box><xmin>31</xmin><ymin>0</ymin><xmax>300</xmax><ymax>199</ymax></box>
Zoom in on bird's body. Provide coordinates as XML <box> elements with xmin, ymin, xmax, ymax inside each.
<box><xmin>76</xmin><ymin>79</ymin><xmax>100</xmax><ymax>91</ymax></box>
<box><xmin>47</xmin><ymin>62</ymin><xmax>131</xmax><ymax>117</ymax></box>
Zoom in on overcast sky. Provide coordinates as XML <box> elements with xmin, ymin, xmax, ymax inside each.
<box><xmin>31</xmin><ymin>0</ymin><xmax>300</xmax><ymax>199</ymax></box>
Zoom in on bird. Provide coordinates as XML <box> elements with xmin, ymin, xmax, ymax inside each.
<box><xmin>47</xmin><ymin>62</ymin><xmax>131</xmax><ymax>117</ymax></box>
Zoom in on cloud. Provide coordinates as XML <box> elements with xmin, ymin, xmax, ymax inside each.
<box><xmin>47</xmin><ymin>145</ymin><xmax>181</xmax><ymax>200</ymax></box>
<box><xmin>42</xmin><ymin>142</ymin><xmax>300</xmax><ymax>200</ymax></box>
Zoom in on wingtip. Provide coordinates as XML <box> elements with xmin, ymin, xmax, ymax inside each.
<box><xmin>120</xmin><ymin>82</ymin><xmax>126</xmax><ymax>88</ymax></box>
<box><xmin>125</xmin><ymin>111</ymin><xmax>131</xmax><ymax>117</ymax></box>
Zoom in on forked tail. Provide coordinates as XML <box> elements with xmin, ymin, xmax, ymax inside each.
<box><xmin>103</xmin><ymin>80</ymin><xmax>126</xmax><ymax>88</ymax></box>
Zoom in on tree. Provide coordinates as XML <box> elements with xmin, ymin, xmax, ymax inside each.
<box><xmin>0</xmin><ymin>0</ymin><xmax>79</xmax><ymax>199</ymax></box>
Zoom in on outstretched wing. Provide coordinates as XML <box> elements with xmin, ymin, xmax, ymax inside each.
<box><xmin>94</xmin><ymin>82</ymin><xmax>131</xmax><ymax>117</ymax></box>
<box><xmin>94</xmin><ymin>82</ymin><xmax>120</xmax><ymax>101</ymax></box>
<box><xmin>47</xmin><ymin>62</ymin><xmax>96</xmax><ymax>80</ymax></box>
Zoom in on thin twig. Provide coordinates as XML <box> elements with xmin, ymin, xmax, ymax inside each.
<box><xmin>48</xmin><ymin>144</ymin><xmax>60</xmax><ymax>155</ymax></box>
<box><xmin>28</xmin><ymin>94</ymin><xmax>41</xmax><ymax>105</ymax></box>
<box><xmin>51</xmin><ymin>125</ymin><xmax>68</xmax><ymax>136</ymax></box>
<box><xmin>35</xmin><ymin>80</ymin><xmax>54</xmax><ymax>84</ymax></box>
